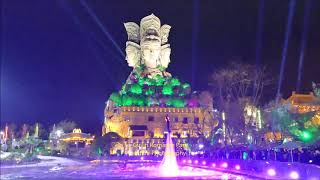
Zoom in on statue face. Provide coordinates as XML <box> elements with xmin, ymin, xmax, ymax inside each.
<box><xmin>142</xmin><ymin>46</ymin><xmax>161</xmax><ymax>69</ymax></box>
<box><xmin>125</xmin><ymin>45</ymin><xmax>140</xmax><ymax>67</ymax></box>
<box><xmin>141</xmin><ymin>28</ymin><xmax>161</xmax><ymax>45</ymax></box>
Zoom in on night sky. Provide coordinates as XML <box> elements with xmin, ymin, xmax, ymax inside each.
<box><xmin>1</xmin><ymin>0</ymin><xmax>320</xmax><ymax>134</ymax></box>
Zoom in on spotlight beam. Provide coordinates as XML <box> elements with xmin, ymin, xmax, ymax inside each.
<box><xmin>296</xmin><ymin>0</ymin><xmax>311</xmax><ymax>92</ymax></box>
<box><xmin>80</xmin><ymin>0</ymin><xmax>125</xmax><ymax>58</ymax></box>
<box><xmin>276</xmin><ymin>0</ymin><xmax>296</xmax><ymax>100</ymax></box>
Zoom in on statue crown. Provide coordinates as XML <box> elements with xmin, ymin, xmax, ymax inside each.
<box><xmin>140</xmin><ymin>14</ymin><xmax>161</xmax><ymax>38</ymax></box>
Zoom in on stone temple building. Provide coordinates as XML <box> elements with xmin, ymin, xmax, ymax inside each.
<box><xmin>101</xmin><ymin>14</ymin><xmax>218</xmax><ymax>155</ymax></box>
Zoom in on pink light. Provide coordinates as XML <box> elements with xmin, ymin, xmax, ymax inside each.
<box><xmin>221</xmin><ymin>162</ymin><xmax>228</xmax><ymax>168</ymax></box>
<box><xmin>289</xmin><ymin>171</ymin><xmax>299</xmax><ymax>179</ymax></box>
<box><xmin>235</xmin><ymin>165</ymin><xmax>240</xmax><ymax>170</ymax></box>
<box><xmin>202</xmin><ymin>161</ymin><xmax>206</xmax><ymax>165</ymax></box>
<box><xmin>182</xmin><ymin>159</ymin><xmax>186</xmax><ymax>163</ymax></box>
<box><xmin>194</xmin><ymin>160</ymin><xmax>198</xmax><ymax>164</ymax></box>
<box><xmin>212</xmin><ymin>163</ymin><xmax>216</xmax><ymax>167</ymax></box>
<box><xmin>188</xmin><ymin>160</ymin><xmax>192</xmax><ymax>164</ymax></box>
<box><xmin>267</xmin><ymin>169</ymin><xmax>276</xmax><ymax>176</ymax></box>
<box><xmin>140</xmin><ymin>157</ymin><xmax>144</xmax><ymax>160</ymax></box>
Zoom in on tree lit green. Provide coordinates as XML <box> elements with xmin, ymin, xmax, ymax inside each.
<box><xmin>110</xmin><ymin>93</ymin><xmax>121</xmax><ymax>106</ymax></box>
<box><xmin>122</xmin><ymin>95</ymin><xmax>133</xmax><ymax>106</ymax></box>
<box><xmin>145</xmin><ymin>89</ymin><xmax>154</xmax><ymax>95</ymax></box>
<box><xmin>301</xmin><ymin>131</ymin><xmax>312</xmax><ymax>142</ymax></box>
<box><xmin>130</xmin><ymin>84</ymin><xmax>142</xmax><ymax>94</ymax></box>
<box><xmin>108</xmin><ymin>65</ymin><xmax>202</xmax><ymax>108</ymax></box>
<box><xmin>182</xmin><ymin>83</ymin><xmax>190</xmax><ymax>89</ymax></box>
<box><xmin>162</xmin><ymin>85</ymin><xmax>173</xmax><ymax>95</ymax></box>
<box><xmin>171</xmin><ymin>78</ymin><xmax>181</xmax><ymax>86</ymax></box>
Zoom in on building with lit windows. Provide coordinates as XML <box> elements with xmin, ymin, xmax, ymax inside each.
<box><xmin>284</xmin><ymin>91</ymin><xmax>320</xmax><ymax>113</ymax></box>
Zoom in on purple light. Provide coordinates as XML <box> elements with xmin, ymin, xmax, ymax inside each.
<box><xmin>202</xmin><ymin>161</ymin><xmax>206</xmax><ymax>165</ymax></box>
<box><xmin>235</xmin><ymin>165</ymin><xmax>240</xmax><ymax>170</ymax></box>
<box><xmin>221</xmin><ymin>162</ymin><xmax>228</xmax><ymax>168</ymax></box>
<box><xmin>140</xmin><ymin>157</ymin><xmax>144</xmax><ymax>160</ymax></box>
<box><xmin>212</xmin><ymin>163</ymin><xmax>216</xmax><ymax>167</ymax></box>
<box><xmin>182</xmin><ymin>159</ymin><xmax>186</xmax><ymax>163</ymax></box>
<box><xmin>289</xmin><ymin>171</ymin><xmax>299</xmax><ymax>179</ymax></box>
<box><xmin>267</xmin><ymin>169</ymin><xmax>276</xmax><ymax>176</ymax></box>
<box><xmin>194</xmin><ymin>160</ymin><xmax>198</xmax><ymax>164</ymax></box>
<box><xmin>188</xmin><ymin>160</ymin><xmax>192</xmax><ymax>164</ymax></box>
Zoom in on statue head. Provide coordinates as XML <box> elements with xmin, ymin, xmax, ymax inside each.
<box><xmin>124</xmin><ymin>14</ymin><xmax>172</xmax><ymax>76</ymax></box>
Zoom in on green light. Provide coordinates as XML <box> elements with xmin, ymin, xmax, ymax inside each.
<box><xmin>145</xmin><ymin>89</ymin><xmax>154</xmax><ymax>95</ymax></box>
<box><xmin>172</xmin><ymin>99</ymin><xmax>185</xmax><ymax>108</ymax></box>
<box><xmin>182</xmin><ymin>83</ymin><xmax>190</xmax><ymax>89</ymax></box>
<box><xmin>166</xmin><ymin>98</ymin><xmax>173</xmax><ymax>106</ymax></box>
<box><xmin>171</xmin><ymin>78</ymin><xmax>181</xmax><ymax>86</ymax></box>
<box><xmin>122</xmin><ymin>95</ymin><xmax>133</xmax><ymax>106</ymax></box>
<box><xmin>162</xmin><ymin>85</ymin><xmax>173</xmax><ymax>95</ymax></box>
<box><xmin>154</xmin><ymin>74</ymin><xmax>165</xmax><ymax>86</ymax></box>
<box><xmin>110</xmin><ymin>93</ymin><xmax>122</xmax><ymax>106</ymax></box>
<box><xmin>130</xmin><ymin>84</ymin><xmax>142</xmax><ymax>94</ymax></box>
<box><xmin>138</xmin><ymin>78</ymin><xmax>145</xmax><ymax>85</ymax></box>
<box><xmin>301</xmin><ymin>131</ymin><xmax>312</xmax><ymax>141</ymax></box>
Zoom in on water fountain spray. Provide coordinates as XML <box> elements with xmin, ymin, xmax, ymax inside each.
<box><xmin>159</xmin><ymin>114</ymin><xmax>179</xmax><ymax>176</ymax></box>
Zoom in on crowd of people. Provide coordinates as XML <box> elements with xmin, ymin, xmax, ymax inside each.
<box><xmin>200</xmin><ymin>147</ymin><xmax>320</xmax><ymax>165</ymax></box>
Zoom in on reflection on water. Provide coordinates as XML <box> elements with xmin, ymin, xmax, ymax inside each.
<box><xmin>1</xmin><ymin>162</ymin><xmax>255</xmax><ymax>179</ymax></box>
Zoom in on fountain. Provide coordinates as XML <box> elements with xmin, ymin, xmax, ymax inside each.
<box><xmin>159</xmin><ymin>115</ymin><xmax>179</xmax><ymax>176</ymax></box>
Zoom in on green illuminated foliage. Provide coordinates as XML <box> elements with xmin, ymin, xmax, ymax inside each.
<box><xmin>136</xmin><ymin>99</ymin><xmax>145</xmax><ymax>106</ymax></box>
<box><xmin>154</xmin><ymin>74</ymin><xmax>165</xmax><ymax>86</ymax></box>
<box><xmin>162</xmin><ymin>85</ymin><xmax>173</xmax><ymax>95</ymax></box>
<box><xmin>145</xmin><ymin>78</ymin><xmax>154</xmax><ymax>85</ymax></box>
<box><xmin>171</xmin><ymin>78</ymin><xmax>181</xmax><ymax>86</ymax></box>
<box><xmin>300</xmin><ymin>131</ymin><xmax>312</xmax><ymax>142</ymax></box>
<box><xmin>110</xmin><ymin>93</ymin><xmax>121</xmax><ymax>106</ymax></box>
<box><xmin>108</xmin><ymin>66</ymin><xmax>201</xmax><ymax>108</ymax></box>
<box><xmin>138</xmin><ymin>78</ymin><xmax>145</xmax><ymax>86</ymax></box>
<box><xmin>122</xmin><ymin>95</ymin><xmax>133</xmax><ymax>106</ymax></box>
<box><xmin>145</xmin><ymin>88</ymin><xmax>154</xmax><ymax>95</ymax></box>
<box><xmin>130</xmin><ymin>84</ymin><xmax>142</xmax><ymax>94</ymax></box>
<box><xmin>182</xmin><ymin>83</ymin><xmax>190</xmax><ymax>89</ymax></box>
<box><xmin>172</xmin><ymin>99</ymin><xmax>185</xmax><ymax>108</ymax></box>
<box><xmin>165</xmin><ymin>98</ymin><xmax>173</xmax><ymax>106</ymax></box>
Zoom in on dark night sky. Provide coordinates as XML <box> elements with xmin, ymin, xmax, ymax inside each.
<box><xmin>1</xmin><ymin>0</ymin><xmax>320</xmax><ymax>134</ymax></box>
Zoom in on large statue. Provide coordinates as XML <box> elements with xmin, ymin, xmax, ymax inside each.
<box><xmin>124</xmin><ymin>14</ymin><xmax>171</xmax><ymax>77</ymax></box>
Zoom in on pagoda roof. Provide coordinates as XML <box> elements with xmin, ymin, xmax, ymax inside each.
<box><xmin>60</xmin><ymin>132</ymin><xmax>94</xmax><ymax>142</ymax></box>
<box><xmin>285</xmin><ymin>92</ymin><xmax>320</xmax><ymax>105</ymax></box>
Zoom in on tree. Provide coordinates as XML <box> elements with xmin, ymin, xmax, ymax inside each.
<box><xmin>21</xmin><ymin>124</ymin><xmax>29</xmax><ymax>138</ymax></box>
<box><xmin>90</xmin><ymin>132</ymin><xmax>123</xmax><ymax>156</ymax></box>
<box><xmin>56</xmin><ymin>119</ymin><xmax>77</xmax><ymax>133</ymax></box>
<box><xmin>270</xmin><ymin>103</ymin><xmax>320</xmax><ymax>145</ymax></box>
<box><xmin>29</xmin><ymin>123</ymin><xmax>48</xmax><ymax>140</ymax></box>
<box><xmin>209</xmin><ymin>61</ymin><xmax>274</xmax><ymax>145</ymax></box>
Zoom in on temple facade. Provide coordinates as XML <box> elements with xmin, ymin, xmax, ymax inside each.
<box><xmin>102</xmin><ymin>102</ymin><xmax>216</xmax><ymax>139</ymax></box>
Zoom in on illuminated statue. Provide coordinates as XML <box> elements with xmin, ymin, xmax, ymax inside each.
<box><xmin>124</xmin><ymin>14</ymin><xmax>171</xmax><ymax>77</ymax></box>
